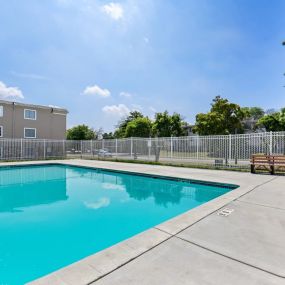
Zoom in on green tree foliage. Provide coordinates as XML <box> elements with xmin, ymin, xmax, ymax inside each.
<box><xmin>114</xmin><ymin>111</ymin><xmax>144</xmax><ymax>138</ymax></box>
<box><xmin>125</xmin><ymin>117</ymin><xmax>153</xmax><ymax>137</ymax></box>
<box><xmin>257</xmin><ymin>108</ymin><xmax>285</xmax><ymax>131</ymax></box>
<box><xmin>114</xmin><ymin>110</ymin><xmax>186</xmax><ymax>138</ymax></box>
<box><xmin>66</xmin><ymin>125</ymin><xmax>96</xmax><ymax>140</ymax></box>
<box><xmin>241</xmin><ymin>107</ymin><xmax>265</xmax><ymax>120</ymax></box>
<box><xmin>152</xmin><ymin>111</ymin><xmax>186</xmax><ymax>137</ymax></box>
<box><xmin>102</xmin><ymin>132</ymin><xmax>115</xmax><ymax>139</ymax></box>
<box><xmin>193</xmin><ymin>96</ymin><xmax>245</xmax><ymax>135</ymax></box>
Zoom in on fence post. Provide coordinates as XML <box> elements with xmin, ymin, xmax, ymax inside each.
<box><xmin>43</xmin><ymin>139</ymin><xmax>46</xmax><ymax>160</ymax></box>
<box><xmin>81</xmin><ymin>140</ymin><xmax>83</xmax><ymax>159</ymax></box>
<box><xmin>196</xmin><ymin>135</ymin><xmax>199</xmax><ymax>160</ymax></box>
<box><xmin>229</xmin><ymin>134</ymin><xmax>232</xmax><ymax>163</ymax></box>
<box><xmin>63</xmin><ymin>140</ymin><xmax>65</xmax><ymax>158</ymax></box>
<box><xmin>20</xmin><ymin>138</ymin><xmax>23</xmax><ymax>160</ymax></box>
<box><xmin>269</xmin><ymin>131</ymin><xmax>273</xmax><ymax>155</ymax></box>
<box><xmin>115</xmin><ymin>139</ymin><xmax>118</xmax><ymax>158</ymax></box>
<box><xmin>130</xmin><ymin>137</ymin><xmax>133</xmax><ymax>159</ymax></box>
<box><xmin>171</xmin><ymin>136</ymin><xmax>173</xmax><ymax>159</ymax></box>
<box><xmin>235</xmin><ymin>134</ymin><xmax>238</xmax><ymax>165</ymax></box>
<box><xmin>148</xmin><ymin>138</ymin><xmax>151</xmax><ymax>160</ymax></box>
<box><xmin>283</xmin><ymin>132</ymin><xmax>285</xmax><ymax>155</ymax></box>
<box><xmin>90</xmin><ymin>139</ymin><xmax>93</xmax><ymax>158</ymax></box>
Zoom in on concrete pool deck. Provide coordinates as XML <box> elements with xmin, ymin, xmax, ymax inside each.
<box><xmin>3</xmin><ymin>159</ymin><xmax>283</xmax><ymax>285</ymax></box>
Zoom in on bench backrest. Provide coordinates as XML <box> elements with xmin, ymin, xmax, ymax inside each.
<box><xmin>251</xmin><ymin>155</ymin><xmax>271</xmax><ymax>164</ymax></box>
<box><xmin>251</xmin><ymin>154</ymin><xmax>285</xmax><ymax>165</ymax></box>
<box><xmin>271</xmin><ymin>155</ymin><xmax>285</xmax><ymax>165</ymax></box>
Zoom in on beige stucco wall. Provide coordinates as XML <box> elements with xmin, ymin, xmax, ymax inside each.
<box><xmin>0</xmin><ymin>104</ymin><xmax>14</xmax><ymax>138</ymax></box>
<box><xmin>0</xmin><ymin>102</ymin><xmax>67</xmax><ymax>140</ymax></box>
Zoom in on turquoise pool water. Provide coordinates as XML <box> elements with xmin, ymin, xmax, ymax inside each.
<box><xmin>0</xmin><ymin>164</ymin><xmax>236</xmax><ymax>284</ymax></box>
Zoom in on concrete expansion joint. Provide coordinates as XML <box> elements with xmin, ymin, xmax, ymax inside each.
<box><xmin>159</xmin><ymin>200</ymin><xmax>237</xmax><ymax>236</ymax></box>
<box><xmin>236</xmin><ymin>199</ymin><xmax>285</xmax><ymax>211</ymax></box>
<box><xmin>234</xmin><ymin>176</ymin><xmax>279</xmax><ymax>201</ymax></box>
<box><xmin>175</xmin><ymin>236</ymin><xmax>285</xmax><ymax>280</ymax></box>
<box><xmin>154</xmin><ymin>226</ymin><xmax>174</xmax><ymax>236</ymax></box>
<box><xmin>87</xmin><ymin>230</ymin><xmax>173</xmax><ymax>285</ymax></box>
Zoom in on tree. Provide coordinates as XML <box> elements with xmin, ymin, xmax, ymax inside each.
<box><xmin>257</xmin><ymin>108</ymin><xmax>285</xmax><ymax>131</ymax></box>
<box><xmin>193</xmin><ymin>96</ymin><xmax>245</xmax><ymax>135</ymax></box>
<box><xmin>66</xmin><ymin>125</ymin><xmax>96</xmax><ymax>140</ymax></box>
<box><xmin>103</xmin><ymin>132</ymin><xmax>115</xmax><ymax>139</ymax></box>
<box><xmin>170</xmin><ymin>113</ymin><xmax>187</xmax><ymax>137</ymax></box>
<box><xmin>114</xmin><ymin>111</ymin><xmax>144</xmax><ymax>138</ymax></box>
<box><xmin>125</xmin><ymin>117</ymin><xmax>152</xmax><ymax>138</ymax></box>
<box><xmin>242</xmin><ymin>107</ymin><xmax>265</xmax><ymax>120</ymax></box>
<box><xmin>152</xmin><ymin>111</ymin><xmax>186</xmax><ymax>137</ymax></box>
<box><xmin>280</xmin><ymin>108</ymin><xmax>285</xmax><ymax>126</ymax></box>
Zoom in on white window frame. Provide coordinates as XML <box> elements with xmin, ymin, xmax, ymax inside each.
<box><xmin>0</xmin><ymin>106</ymin><xmax>3</xmax><ymax>117</ymax></box>
<box><xmin>24</xmin><ymin>109</ymin><xmax>37</xmax><ymax>120</ymax></box>
<box><xmin>24</xmin><ymin>128</ymin><xmax>37</xmax><ymax>139</ymax></box>
<box><xmin>0</xmin><ymin>126</ymin><xmax>3</xmax><ymax>137</ymax></box>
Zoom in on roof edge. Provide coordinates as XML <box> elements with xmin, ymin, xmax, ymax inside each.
<box><xmin>0</xmin><ymin>99</ymin><xmax>68</xmax><ymax>113</ymax></box>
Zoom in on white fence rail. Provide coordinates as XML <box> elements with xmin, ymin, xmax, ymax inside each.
<box><xmin>0</xmin><ymin>132</ymin><xmax>285</xmax><ymax>168</ymax></box>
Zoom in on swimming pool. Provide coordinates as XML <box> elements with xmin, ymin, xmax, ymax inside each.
<box><xmin>0</xmin><ymin>164</ymin><xmax>237</xmax><ymax>284</ymax></box>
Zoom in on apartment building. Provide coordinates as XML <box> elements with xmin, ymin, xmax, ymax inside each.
<box><xmin>0</xmin><ymin>100</ymin><xmax>68</xmax><ymax>140</ymax></box>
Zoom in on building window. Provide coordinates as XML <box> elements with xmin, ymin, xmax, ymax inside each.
<box><xmin>24</xmin><ymin>109</ymin><xmax>37</xmax><ymax>120</ymax></box>
<box><xmin>0</xmin><ymin>126</ymin><xmax>3</xmax><ymax>137</ymax></box>
<box><xmin>24</xmin><ymin>128</ymin><xmax>36</xmax><ymax>138</ymax></box>
<box><xmin>0</xmin><ymin>106</ymin><xmax>3</xmax><ymax>117</ymax></box>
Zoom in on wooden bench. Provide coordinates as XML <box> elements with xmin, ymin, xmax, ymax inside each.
<box><xmin>251</xmin><ymin>154</ymin><xmax>273</xmax><ymax>174</ymax></box>
<box><xmin>271</xmin><ymin>155</ymin><xmax>285</xmax><ymax>175</ymax></box>
<box><xmin>251</xmin><ymin>154</ymin><xmax>285</xmax><ymax>174</ymax></box>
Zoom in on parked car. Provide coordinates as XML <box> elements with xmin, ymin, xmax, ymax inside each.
<box><xmin>98</xmin><ymin>149</ymin><xmax>112</xmax><ymax>157</ymax></box>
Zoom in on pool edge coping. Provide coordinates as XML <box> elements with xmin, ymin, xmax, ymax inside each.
<box><xmin>0</xmin><ymin>160</ymin><xmax>269</xmax><ymax>285</ymax></box>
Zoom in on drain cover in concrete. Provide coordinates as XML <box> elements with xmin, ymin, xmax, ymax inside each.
<box><xmin>178</xmin><ymin>200</ymin><xmax>285</xmax><ymax>278</ymax></box>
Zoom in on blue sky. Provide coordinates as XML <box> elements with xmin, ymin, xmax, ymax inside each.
<box><xmin>0</xmin><ymin>0</ymin><xmax>284</xmax><ymax>131</ymax></box>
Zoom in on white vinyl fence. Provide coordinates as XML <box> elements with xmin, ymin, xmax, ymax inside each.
<box><xmin>0</xmin><ymin>132</ymin><xmax>285</xmax><ymax>168</ymax></box>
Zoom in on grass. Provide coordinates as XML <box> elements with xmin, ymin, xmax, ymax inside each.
<box><xmin>159</xmin><ymin>150</ymin><xmax>210</xmax><ymax>158</ymax></box>
<box><xmin>85</xmin><ymin>157</ymin><xmax>250</xmax><ymax>172</ymax></box>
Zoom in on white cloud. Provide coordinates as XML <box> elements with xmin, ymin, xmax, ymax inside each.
<box><xmin>83</xmin><ymin>84</ymin><xmax>111</xmax><ymax>98</ymax></box>
<box><xmin>84</xmin><ymin>197</ymin><xmax>110</xmax><ymax>210</ymax></box>
<box><xmin>102</xmin><ymin>2</ymin><xmax>124</xmax><ymax>20</ymax></box>
<box><xmin>149</xmin><ymin>106</ymin><xmax>156</xmax><ymax>113</ymax></box>
<box><xmin>119</xmin><ymin>91</ymin><xmax>132</xmax><ymax>98</ymax></box>
<box><xmin>102</xmin><ymin>103</ymin><xmax>130</xmax><ymax>117</ymax></box>
<box><xmin>0</xmin><ymin>81</ymin><xmax>24</xmax><ymax>100</ymax></box>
